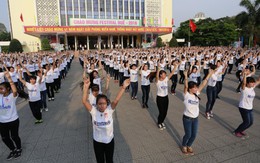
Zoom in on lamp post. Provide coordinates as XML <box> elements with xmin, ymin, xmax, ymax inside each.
<box><xmin>235</xmin><ymin>28</ymin><xmax>242</xmax><ymax>47</ymax></box>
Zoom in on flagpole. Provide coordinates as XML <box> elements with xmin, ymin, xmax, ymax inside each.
<box><xmin>188</xmin><ymin>26</ymin><xmax>191</xmax><ymax>47</ymax></box>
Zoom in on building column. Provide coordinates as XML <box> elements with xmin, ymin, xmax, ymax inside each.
<box><xmin>98</xmin><ymin>35</ymin><xmax>101</xmax><ymax>50</ymax></box>
<box><xmin>132</xmin><ymin>35</ymin><xmax>134</xmax><ymax>48</ymax></box>
<box><xmin>56</xmin><ymin>34</ymin><xmax>59</xmax><ymax>43</ymax></box>
<box><xmin>127</xmin><ymin>36</ymin><xmax>130</xmax><ymax>48</ymax></box>
<box><xmin>74</xmin><ymin>36</ymin><xmax>77</xmax><ymax>51</ymax></box>
<box><xmin>87</xmin><ymin>36</ymin><xmax>89</xmax><ymax>50</ymax></box>
<box><xmin>110</xmin><ymin>35</ymin><xmax>113</xmax><ymax>49</ymax></box>
<box><xmin>144</xmin><ymin>34</ymin><xmax>147</xmax><ymax>43</ymax></box>
<box><xmin>65</xmin><ymin>33</ymin><xmax>68</xmax><ymax>50</ymax></box>
<box><xmin>151</xmin><ymin>33</ymin><xmax>154</xmax><ymax>42</ymax></box>
<box><xmin>121</xmin><ymin>35</ymin><xmax>124</xmax><ymax>49</ymax></box>
<box><xmin>117</xmin><ymin>35</ymin><xmax>120</xmax><ymax>48</ymax></box>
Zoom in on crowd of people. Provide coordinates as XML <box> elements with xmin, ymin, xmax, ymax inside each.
<box><xmin>0</xmin><ymin>46</ymin><xmax>259</xmax><ymax>162</ymax></box>
<box><xmin>80</xmin><ymin>46</ymin><xmax>259</xmax><ymax>162</ymax></box>
<box><xmin>0</xmin><ymin>52</ymin><xmax>74</xmax><ymax>160</ymax></box>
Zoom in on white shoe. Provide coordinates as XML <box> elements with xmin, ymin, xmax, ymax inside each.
<box><xmin>161</xmin><ymin>123</ymin><xmax>166</xmax><ymax>129</ymax></box>
<box><xmin>40</xmin><ymin>108</ymin><xmax>43</xmax><ymax>113</ymax></box>
<box><xmin>45</xmin><ymin>108</ymin><xmax>48</xmax><ymax>112</ymax></box>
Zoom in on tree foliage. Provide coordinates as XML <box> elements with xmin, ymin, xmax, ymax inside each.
<box><xmin>169</xmin><ymin>34</ymin><xmax>179</xmax><ymax>47</ymax></box>
<box><xmin>41</xmin><ymin>38</ymin><xmax>51</xmax><ymax>51</ymax></box>
<box><xmin>8</xmin><ymin>39</ymin><xmax>23</xmax><ymax>53</ymax></box>
<box><xmin>156</xmin><ymin>37</ymin><xmax>164</xmax><ymax>47</ymax></box>
<box><xmin>176</xmin><ymin>17</ymin><xmax>238</xmax><ymax>46</ymax></box>
<box><xmin>0</xmin><ymin>32</ymin><xmax>11</xmax><ymax>41</ymax></box>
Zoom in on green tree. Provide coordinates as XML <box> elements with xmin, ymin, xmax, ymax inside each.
<box><xmin>169</xmin><ymin>35</ymin><xmax>179</xmax><ymax>47</ymax></box>
<box><xmin>0</xmin><ymin>32</ymin><xmax>11</xmax><ymax>41</ymax></box>
<box><xmin>156</xmin><ymin>37</ymin><xmax>164</xmax><ymax>47</ymax></box>
<box><xmin>8</xmin><ymin>39</ymin><xmax>23</xmax><ymax>53</ymax></box>
<box><xmin>41</xmin><ymin>38</ymin><xmax>51</xmax><ymax>51</ymax></box>
<box><xmin>238</xmin><ymin>0</ymin><xmax>260</xmax><ymax>47</ymax></box>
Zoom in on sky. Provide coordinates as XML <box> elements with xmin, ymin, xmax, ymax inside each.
<box><xmin>0</xmin><ymin>0</ymin><xmax>246</xmax><ymax>31</ymax></box>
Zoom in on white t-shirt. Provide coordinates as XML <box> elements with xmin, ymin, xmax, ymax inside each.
<box><xmin>0</xmin><ymin>72</ymin><xmax>5</xmax><ymax>83</ymax></box>
<box><xmin>93</xmin><ymin>78</ymin><xmax>102</xmax><ymax>94</ymax></box>
<box><xmin>45</xmin><ymin>70</ymin><xmax>54</xmax><ymax>83</ymax></box>
<box><xmin>183</xmin><ymin>92</ymin><xmax>200</xmax><ymax>118</ymax></box>
<box><xmin>26</xmin><ymin>82</ymin><xmax>41</xmax><ymax>102</ymax></box>
<box><xmin>0</xmin><ymin>93</ymin><xmax>18</xmax><ymax>123</ymax></box>
<box><xmin>207</xmin><ymin>73</ymin><xmax>218</xmax><ymax>87</ymax></box>
<box><xmin>90</xmin><ymin>105</ymin><xmax>114</xmax><ymax>144</ymax></box>
<box><xmin>141</xmin><ymin>70</ymin><xmax>151</xmax><ymax>86</ymax></box>
<box><xmin>53</xmin><ymin>68</ymin><xmax>60</xmax><ymax>79</ymax></box>
<box><xmin>156</xmin><ymin>77</ymin><xmax>168</xmax><ymax>97</ymax></box>
<box><xmin>37</xmin><ymin>76</ymin><xmax>47</xmax><ymax>91</ymax></box>
<box><xmin>189</xmin><ymin>73</ymin><xmax>198</xmax><ymax>83</ymax></box>
<box><xmin>89</xmin><ymin>93</ymin><xmax>97</xmax><ymax>108</ymax></box>
<box><xmin>179</xmin><ymin>61</ymin><xmax>186</xmax><ymax>70</ymax></box>
<box><xmin>239</xmin><ymin>87</ymin><xmax>255</xmax><ymax>110</ymax></box>
<box><xmin>130</xmin><ymin>69</ymin><xmax>138</xmax><ymax>82</ymax></box>
<box><xmin>9</xmin><ymin>71</ymin><xmax>18</xmax><ymax>82</ymax></box>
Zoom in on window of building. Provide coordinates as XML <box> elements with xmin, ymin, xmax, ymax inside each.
<box><xmin>112</xmin><ymin>0</ymin><xmax>118</xmax><ymax>19</ymax></box>
<box><xmin>73</xmin><ymin>0</ymin><xmax>79</xmax><ymax>18</ymax></box>
<box><xmin>106</xmin><ymin>0</ymin><xmax>111</xmax><ymax>19</ymax></box>
<box><xmin>87</xmin><ymin>0</ymin><xmax>92</xmax><ymax>18</ymax></box>
<box><xmin>93</xmin><ymin>0</ymin><xmax>99</xmax><ymax>19</ymax></box>
<box><xmin>66</xmin><ymin>0</ymin><xmax>73</xmax><ymax>24</ymax></box>
<box><xmin>141</xmin><ymin>0</ymin><xmax>145</xmax><ymax>18</ymax></box>
<box><xmin>124</xmin><ymin>0</ymin><xmax>129</xmax><ymax>19</ymax></box>
<box><xmin>100</xmin><ymin>0</ymin><xmax>105</xmax><ymax>19</ymax></box>
<box><xmin>80</xmin><ymin>0</ymin><xmax>86</xmax><ymax>18</ymax></box>
<box><xmin>119</xmin><ymin>0</ymin><xmax>123</xmax><ymax>19</ymax></box>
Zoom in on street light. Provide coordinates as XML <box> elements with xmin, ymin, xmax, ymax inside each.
<box><xmin>235</xmin><ymin>28</ymin><xmax>242</xmax><ymax>47</ymax></box>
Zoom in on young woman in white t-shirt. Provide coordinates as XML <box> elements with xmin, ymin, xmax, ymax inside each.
<box><xmin>234</xmin><ymin>74</ymin><xmax>260</xmax><ymax>138</ymax></box>
<box><xmin>19</xmin><ymin>70</ymin><xmax>43</xmax><ymax>124</ymax></box>
<box><xmin>129</xmin><ymin>64</ymin><xmax>141</xmax><ymax>100</ymax></box>
<box><xmin>181</xmin><ymin>69</ymin><xmax>215</xmax><ymax>155</ymax></box>
<box><xmin>82</xmin><ymin>78</ymin><xmax>130</xmax><ymax>163</ymax></box>
<box><xmin>140</xmin><ymin>64</ymin><xmax>153</xmax><ymax>108</ymax></box>
<box><xmin>0</xmin><ymin>72</ymin><xmax>26</xmax><ymax>160</ymax></box>
<box><xmin>155</xmin><ymin>66</ymin><xmax>176</xmax><ymax>130</ymax></box>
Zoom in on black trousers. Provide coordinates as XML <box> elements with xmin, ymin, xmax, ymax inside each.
<box><xmin>216</xmin><ymin>81</ymin><xmax>222</xmax><ymax>96</ymax></box>
<box><xmin>54</xmin><ymin>78</ymin><xmax>60</xmax><ymax>91</ymax></box>
<box><xmin>228</xmin><ymin>64</ymin><xmax>233</xmax><ymax>73</ymax></box>
<box><xmin>171</xmin><ymin>74</ymin><xmax>178</xmax><ymax>92</ymax></box>
<box><xmin>114</xmin><ymin>70</ymin><xmax>119</xmax><ymax>80</ymax></box>
<box><xmin>46</xmin><ymin>82</ymin><xmax>54</xmax><ymax>98</ymax></box>
<box><xmin>29</xmin><ymin>100</ymin><xmax>42</xmax><ymax>120</ymax></box>
<box><xmin>119</xmin><ymin>72</ymin><xmax>124</xmax><ymax>86</ymax></box>
<box><xmin>156</xmin><ymin>95</ymin><xmax>169</xmax><ymax>124</ymax></box>
<box><xmin>203</xmin><ymin>69</ymin><xmax>209</xmax><ymax>80</ymax></box>
<box><xmin>141</xmin><ymin>85</ymin><xmax>150</xmax><ymax>105</ymax></box>
<box><xmin>0</xmin><ymin>119</ymin><xmax>21</xmax><ymax>151</ymax></box>
<box><xmin>179</xmin><ymin>70</ymin><xmax>185</xmax><ymax>84</ymax></box>
<box><xmin>93</xmin><ymin>138</ymin><xmax>114</xmax><ymax>163</ymax></box>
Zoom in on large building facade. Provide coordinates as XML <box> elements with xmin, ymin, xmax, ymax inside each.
<box><xmin>8</xmin><ymin>0</ymin><xmax>173</xmax><ymax>52</ymax></box>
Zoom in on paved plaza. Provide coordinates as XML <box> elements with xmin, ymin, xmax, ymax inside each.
<box><xmin>0</xmin><ymin>59</ymin><xmax>260</xmax><ymax>163</ymax></box>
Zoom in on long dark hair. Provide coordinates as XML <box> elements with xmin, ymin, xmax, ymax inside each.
<box><xmin>188</xmin><ymin>81</ymin><xmax>201</xmax><ymax>100</ymax></box>
<box><xmin>0</xmin><ymin>82</ymin><xmax>28</xmax><ymax>99</ymax></box>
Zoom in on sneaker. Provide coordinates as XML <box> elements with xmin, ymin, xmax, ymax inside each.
<box><xmin>131</xmin><ymin>97</ymin><xmax>134</xmax><ymax>100</ymax></box>
<box><xmin>142</xmin><ymin>104</ymin><xmax>145</xmax><ymax>108</ymax></box>
<box><xmin>51</xmin><ymin>97</ymin><xmax>55</xmax><ymax>101</ymax></box>
<box><xmin>48</xmin><ymin>98</ymin><xmax>51</xmax><ymax>101</ymax></box>
<box><xmin>206</xmin><ymin>112</ymin><xmax>210</xmax><ymax>120</ymax></box>
<box><xmin>181</xmin><ymin>146</ymin><xmax>189</xmax><ymax>155</ymax></box>
<box><xmin>45</xmin><ymin>108</ymin><xmax>48</xmax><ymax>112</ymax></box>
<box><xmin>134</xmin><ymin>96</ymin><xmax>137</xmax><ymax>99</ymax></box>
<box><xmin>38</xmin><ymin>119</ymin><xmax>43</xmax><ymax>123</ymax></box>
<box><xmin>14</xmin><ymin>149</ymin><xmax>22</xmax><ymax>159</ymax></box>
<box><xmin>6</xmin><ymin>150</ymin><xmax>15</xmax><ymax>160</ymax></box>
<box><xmin>234</xmin><ymin>132</ymin><xmax>245</xmax><ymax>139</ymax></box>
<box><xmin>35</xmin><ymin>120</ymin><xmax>40</xmax><ymax>124</ymax></box>
<box><xmin>161</xmin><ymin>123</ymin><xmax>166</xmax><ymax>129</ymax></box>
<box><xmin>240</xmin><ymin>131</ymin><xmax>249</xmax><ymax>138</ymax></box>
<box><xmin>209</xmin><ymin>111</ymin><xmax>213</xmax><ymax>117</ymax></box>
<box><xmin>187</xmin><ymin>147</ymin><xmax>194</xmax><ymax>155</ymax></box>
<box><xmin>158</xmin><ymin>124</ymin><xmax>163</xmax><ymax>130</ymax></box>
<box><xmin>40</xmin><ymin>108</ymin><xmax>43</xmax><ymax>113</ymax></box>
<box><xmin>145</xmin><ymin>104</ymin><xmax>149</xmax><ymax>108</ymax></box>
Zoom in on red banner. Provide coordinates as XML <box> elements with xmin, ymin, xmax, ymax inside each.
<box><xmin>24</xmin><ymin>26</ymin><xmax>172</xmax><ymax>34</ymax></box>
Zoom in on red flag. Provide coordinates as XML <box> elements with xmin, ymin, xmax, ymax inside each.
<box><xmin>189</xmin><ymin>19</ymin><xmax>196</xmax><ymax>32</ymax></box>
<box><xmin>20</xmin><ymin>13</ymin><xmax>24</xmax><ymax>22</ymax></box>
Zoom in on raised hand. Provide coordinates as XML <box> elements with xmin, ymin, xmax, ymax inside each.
<box><xmin>122</xmin><ymin>79</ymin><xmax>130</xmax><ymax>89</ymax></box>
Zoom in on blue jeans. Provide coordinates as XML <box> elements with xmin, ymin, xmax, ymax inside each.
<box><xmin>206</xmin><ymin>86</ymin><xmax>217</xmax><ymax>113</ymax></box>
<box><xmin>235</xmin><ymin>108</ymin><xmax>253</xmax><ymax>133</ymax></box>
<box><xmin>130</xmin><ymin>82</ymin><xmax>138</xmax><ymax>98</ymax></box>
<box><xmin>182</xmin><ymin>115</ymin><xmax>198</xmax><ymax>147</ymax></box>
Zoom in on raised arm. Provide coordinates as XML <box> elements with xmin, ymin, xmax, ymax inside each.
<box><xmin>168</xmin><ymin>62</ymin><xmax>179</xmax><ymax>79</ymax></box>
<box><xmin>111</xmin><ymin>79</ymin><xmax>130</xmax><ymax>110</ymax></box>
<box><xmin>198</xmin><ymin>69</ymin><xmax>215</xmax><ymax>92</ymax></box>
<box><xmin>4</xmin><ymin>71</ymin><xmax>17</xmax><ymax>97</ymax></box>
<box><xmin>155</xmin><ymin>66</ymin><xmax>160</xmax><ymax>83</ymax></box>
<box><xmin>82</xmin><ymin>78</ymin><xmax>92</xmax><ymax>112</ymax></box>
<box><xmin>103</xmin><ymin>75</ymin><xmax>110</xmax><ymax>96</ymax></box>
<box><xmin>18</xmin><ymin>70</ymin><xmax>27</xmax><ymax>86</ymax></box>
<box><xmin>241</xmin><ymin>71</ymin><xmax>247</xmax><ymax>90</ymax></box>
<box><xmin>184</xmin><ymin>70</ymin><xmax>188</xmax><ymax>94</ymax></box>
